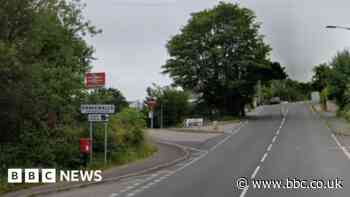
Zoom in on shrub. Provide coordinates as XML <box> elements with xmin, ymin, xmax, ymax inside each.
<box><xmin>109</xmin><ymin>108</ymin><xmax>146</xmax><ymax>148</ymax></box>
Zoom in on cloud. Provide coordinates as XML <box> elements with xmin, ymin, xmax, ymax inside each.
<box><xmin>83</xmin><ymin>0</ymin><xmax>350</xmax><ymax>99</ymax></box>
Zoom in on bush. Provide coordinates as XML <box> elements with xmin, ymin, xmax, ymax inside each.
<box><xmin>109</xmin><ymin>108</ymin><xmax>146</xmax><ymax>148</ymax></box>
<box><xmin>88</xmin><ymin>108</ymin><xmax>153</xmax><ymax>167</ymax></box>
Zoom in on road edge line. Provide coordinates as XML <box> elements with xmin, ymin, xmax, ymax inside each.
<box><xmin>309</xmin><ymin>104</ymin><xmax>350</xmax><ymax>161</ymax></box>
<box><xmin>8</xmin><ymin>141</ymin><xmax>190</xmax><ymax>197</ymax></box>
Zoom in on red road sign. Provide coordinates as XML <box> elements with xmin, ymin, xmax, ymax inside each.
<box><xmin>85</xmin><ymin>73</ymin><xmax>106</xmax><ymax>89</ymax></box>
<box><xmin>146</xmin><ymin>100</ymin><xmax>157</xmax><ymax>111</ymax></box>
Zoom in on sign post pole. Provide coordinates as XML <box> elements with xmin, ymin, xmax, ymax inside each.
<box><xmin>104</xmin><ymin>122</ymin><xmax>108</xmax><ymax>165</ymax></box>
<box><xmin>89</xmin><ymin>121</ymin><xmax>93</xmax><ymax>162</ymax></box>
<box><xmin>146</xmin><ymin>100</ymin><xmax>157</xmax><ymax>129</ymax></box>
<box><xmin>150</xmin><ymin>111</ymin><xmax>154</xmax><ymax>129</ymax></box>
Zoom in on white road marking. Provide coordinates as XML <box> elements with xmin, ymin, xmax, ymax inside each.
<box><xmin>260</xmin><ymin>153</ymin><xmax>268</xmax><ymax>163</ymax></box>
<box><xmin>210</xmin><ymin>121</ymin><xmax>248</xmax><ymax>151</ymax></box>
<box><xmin>267</xmin><ymin>144</ymin><xmax>273</xmax><ymax>152</ymax></box>
<box><xmin>117</xmin><ymin>108</ymin><xmax>261</xmax><ymax>197</ymax></box>
<box><xmin>126</xmin><ymin>186</ymin><xmax>134</xmax><ymax>190</ymax></box>
<box><xmin>331</xmin><ymin>134</ymin><xmax>350</xmax><ymax>160</ymax></box>
<box><xmin>141</xmin><ymin>185</ymin><xmax>150</xmax><ymax>189</ymax></box>
<box><xmin>239</xmin><ymin>186</ymin><xmax>249</xmax><ymax>197</ymax></box>
<box><xmin>251</xmin><ymin>166</ymin><xmax>260</xmax><ymax>179</ymax></box>
<box><xmin>276</xmin><ymin>129</ymin><xmax>280</xmax><ymax>135</ymax></box>
<box><xmin>126</xmin><ymin>193</ymin><xmax>135</xmax><ymax>197</ymax></box>
<box><xmin>239</xmin><ymin>107</ymin><xmax>289</xmax><ymax>197</ymax></box>
<box><xmin>110</xmin><ymin>193</ymin><xmax>119</xmax><ymax>197</ymax></box>
<box><xmin>272</xmin><ymin>136</ymin><xmax>277</xmax><ymax>143</ymax></box>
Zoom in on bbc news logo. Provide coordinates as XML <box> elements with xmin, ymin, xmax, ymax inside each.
<box><xmin>8</xmin><ymin>169</ymin><xmax>102</xmax><ymax>183</ymax></box>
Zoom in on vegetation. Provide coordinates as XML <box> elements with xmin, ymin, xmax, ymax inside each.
<box><xmin>0</xmin><ymin>0</ymin><xmax>152</xmax><ymax>193</ymax></box>
<box><xmin>86</xmin><ymin>88</ymin><xmax>129</xmax><ymax>113</ymax></box>
<box><xmin>311</xmin><ymin>49</ymin><xmax>350</xmax><ymax>119</ymax></box>
<box><xmin>261</xmin><ymin>79</ymin><xmax>312</xmax><ymax>103</ymax></box>
<box><xmin>145</xmin><ymin>84</ymin><xmax>191</xmax><ymax>128</ymax></box>
<box><xmin>162</xmin><ymin>2</ymin><xmax>285</xmax><ymax>117</ymax></box>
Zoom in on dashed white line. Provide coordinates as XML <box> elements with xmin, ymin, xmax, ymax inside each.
<box><xmin>272</xmin><ymin>136</ymin><xmax>277</xmax><ymax>143</ymax></box>
<box><xmin>260</xmin><ymin>153</ymin><xmax>268</xmax><ymax>163</ymax></box>
<box><xmin>251</xmin><ymin>166</ymin><xmax>261</xmax><ymax>179</ymax></box>
<box><xmin>210</xmin><ymin>121</ymin><xmax>248</xmax><ymax>151</ymax></box>
<box><xmin>267</xmin><ymin>144</ymin><xmax>273</xmax><ymax>152</ymax></box>
<box><xmin>126</xmin><ymin>193</ymin><xmax>135</xmax><ymax>197</ymax></box>
<box><xmin>115</xmin><ymin>109</ymin><xmax>263</xmax><ymax>197</ymax></box>
<box><xmin>276</xmin><ymin>129</ymin><xmax>280</xmax><ymax>135</ymax></box>
<box><xmin>239</xmin><ymin>106</ymin><xmax>288</xmax><ymax>197</ymax></box>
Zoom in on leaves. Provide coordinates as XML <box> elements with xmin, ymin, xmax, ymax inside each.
<box><xmin>0</xmin><ymin>0</ymin><xmax>99</xmax><ymax>172</ymax></box>
<box><xmin>163</xmin><ymin>2</ymin><xmax>272</xmax><ymax>116</ymax></box>
<box><xmin>146</xmin><ymin>84</ymin><xmax>191</xmax><ymax>127</ymax></box>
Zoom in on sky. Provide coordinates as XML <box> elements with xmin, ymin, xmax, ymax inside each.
<box><xmin>83</xmin><ymin>0</ymin><xmax>350</xmax><ymax>100</ymax></box>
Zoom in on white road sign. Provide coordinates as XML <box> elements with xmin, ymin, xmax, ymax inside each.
<box><xmin>81</xmin><ymin>104</ymin><xmax>115</xmax><ymax>114</ymax></box>
<box><xmin>184</xmin><ymin>118</ymin><xmax>204</xmax><ymax>128</ymax></box>
<box><xmin>88</xmin><ymin>114</ymin><xmax>109</xmax><ymax>122</ymax></box>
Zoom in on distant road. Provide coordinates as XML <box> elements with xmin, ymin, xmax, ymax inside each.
<box><xmin>45</xmin><ymin>103</ymin><xmax>350</xmax><ymax>197</ymax></box>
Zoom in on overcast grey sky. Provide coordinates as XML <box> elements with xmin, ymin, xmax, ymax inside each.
<box><xmin>83</xmin><ymin>0</ymin><xmax>350</xmax><ymax>100</ymax></box>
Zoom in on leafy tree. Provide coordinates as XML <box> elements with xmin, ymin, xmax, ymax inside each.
<box><xmin>312</xmin><ymin>63</ymin><xmax>332</xmax><ymax>92</ymax></box>
<box><xmin>85</xmin><ymin>88</ymin><xmax>129</xmax><ymax>113</ymax></box>
<box><xmin>146</xmin><ymin>84</ymin><xmax>191</xmax><ymax>127</ymax></box>
<box><xmin>267</xmin><ymin>79</ymin><xmax>311</xmax><ymax>102</ymax></box>
<box><xmin>162</xmin><ymin>2</ymin><xmax>273</xmax><ymax>117</ymax></box>
<box><xmin>269</xmin><ymin>62</ymin><xmax>288</xmax><ymax>80</ymax></box>
<box><xmin>0</xmin><ymin>0</ymin><xmax>100</xmax><ymax>178</ymax></box>
<box><xmin>328</xmin><ymin>49</ymin><xmax>350</xmax><ymax>109</ymax></box>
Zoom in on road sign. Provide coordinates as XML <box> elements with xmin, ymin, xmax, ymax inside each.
<box><xmin>85</xmin><ymin>73</ymin><xmax>106</xmax><ymax>89</ymax></box>
<box><xmin>81</xmin><ymin>104</ymin><xmax>115</xmax><ymax>114</ymax></box>
<box><xmin>88</xmin><ymin>114</ymin><xmax>109</xmax><ymax>122</ymax></box>
<box><xmin>148</xmin><ymin>111</ymin><xmax>153</xmax><ymax>118</ymax></box>
<box><xmin>146</xmin><ymin>100</ymin><xmax>157</xmax><ymax>111</ymax></box>
<box><xmin>184</xmin><ymin>118</ymin><xmax>204</xmax><ymax>128</ymax></box>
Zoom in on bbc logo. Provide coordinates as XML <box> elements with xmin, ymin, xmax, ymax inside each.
<box><xmin>8</xmin><ymin>169</ymin><xmax>56</xmax><ymax>183</ymax></box>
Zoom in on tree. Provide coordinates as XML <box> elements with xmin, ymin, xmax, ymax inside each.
<box><xmin>146</xmin><ymin>84</ymin><xmax>190</xmax><ymax>127</ymax></box>
<box><xmin>269</xmin><ymin>62</ymin><xmax>288</xmax><ymax>80</ymax></box>
<box><xmin>0</xmin><ymin>0</ymin><xmax>100</xmax><ymax>175</ymax></box>
<box><xmin>267</xmin><ymin>79</ymin><xmax>311</xmax><ymax>102</ymax></box>
<box><xmin>85</xmin><ymin>88</ymin><xmax>129</xmax><ymax>113</ymax></box>
<box><xmin>328</xmin><ymin>49</ymin><xmax>350</xmax><ymax>109</ymax></box>
<box><xmin>162</xmin><ymin>2</ymin><xmax>272</xmax><ymax>117</ymax></box>
<box><xmin>312</xmin><ymin>63</ymin><xmax>332</xmax><ymax>92</ymax></box>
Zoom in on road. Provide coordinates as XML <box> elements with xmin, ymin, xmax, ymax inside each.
<box><xmin>44</xmin><ymin>103</ymin><xmax>350</xmax><ymax>197</ymax></box>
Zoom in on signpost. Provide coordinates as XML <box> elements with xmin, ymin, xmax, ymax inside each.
<box><xmin>81</xmin><ymin>105</ymin><xmax>114</xmax><ymax>165</ymax></box>
<box><xmin>146</xmin><ymin>100</ymin><xmax>157</xmax><ymax>129</ymax></box>
<box><xmin>81</xmin><ymin>72</ymin><xmax>115</xmax><ymax>165</ymax></box>
<box><xmin>88</xmin><ymin>114</ymin><xmax>109</xmax><ymax>122</ymax></box>
<box><xmin>81</xmin><ymin>104</ymin><xmax>115</xmax><ymax>114</ymax></box>
<box><xmin>85</xmin><ymin>72</ymin><xmax>106</xmax><ymax>89</ymax></box>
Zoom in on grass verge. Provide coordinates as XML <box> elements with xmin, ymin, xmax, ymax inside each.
<box><xmin>0</xmin><ymin>143</ymin><xmax>157</xmax><ymax>194</ymax></box>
